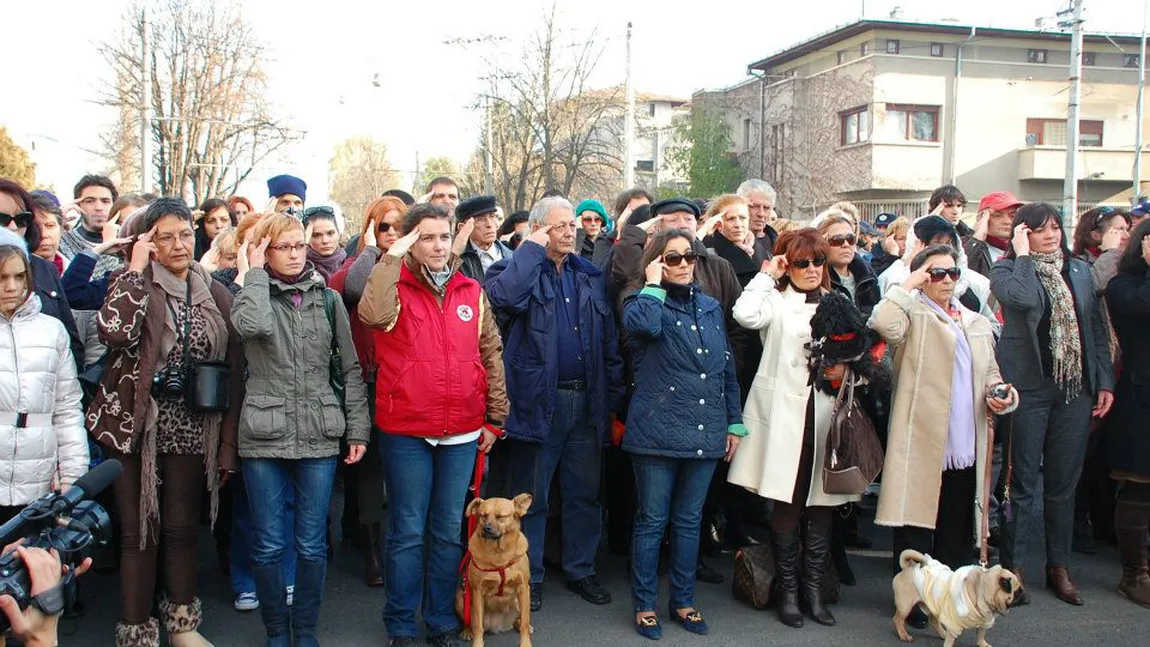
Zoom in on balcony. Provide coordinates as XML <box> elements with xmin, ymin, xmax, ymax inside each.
<box><xmin>1018</xmin><ymin>147</ymin><xmax>1145</xmax><ymax>182</ymax></box>
<box><xmin>870</xmin><ymin>141</ymin><xmax>944</xmax><ymax>191</ymax></box>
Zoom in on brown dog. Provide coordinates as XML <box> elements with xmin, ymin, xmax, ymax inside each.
<box><xmin>456</xmin><ymin>494</ymin><xmax>533</xmax><ymax>647</ymax></box>
<box><xmin>892</xmin><ymin>550</ymin><xmax>1021</xmax><ymax>647</ymax></box>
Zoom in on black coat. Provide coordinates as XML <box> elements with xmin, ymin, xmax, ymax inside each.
<box><xmin>1104</xmin><ymin>267</ymin><xmax>1150</xmax><ymax>478</ymax></box>
<box><xmin>23</xmin><ymin>223</ymin><xmax>83</xmax><ymax>373</ymax></box>
<box><xmin>830</xmin><ymin>253</ymin><xmax>882</xmax><ymax>317</ymax></box>
<box><xmin>704</xmin><ymin>232</ymin><xmax>771</xmax><ymax>289</ymax></box>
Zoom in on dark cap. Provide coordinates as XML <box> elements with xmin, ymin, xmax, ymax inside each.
<box><xmin>650</xmin><ymin>197</ymin><xmax>701</xmax><ymax>219</ymax></box>
<box><xmin>859</xmin><ymin>220</ymin><xmax>880</xmax><ymax>236</ymax></box>
<box><xmin>455</xmin><ymin>195</ymin><xmax>498</xmax><ymax>223</ymax></box>
<box><xmin>874</xmin><ymin>212</ymin><xmax>897</xmax><ymax>228</ymax></box>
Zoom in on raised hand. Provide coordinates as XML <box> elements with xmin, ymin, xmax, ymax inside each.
<box><xmin>1012</xmin><ymin>222</ymin><xmax>1031</xmax><ymax>257</ymax></box>
<box><xmin>761</xmin><ymin>255</ymin><xmax>788</xmax><ymax>280</ymax></box>
<box><xmin>616</xmin><ymin>204</ymin><xmax>635</xmax><ymax>230</ymax></box>
<box><xmin>93</xmin><ymin>236</ymin><xmax>134</xmax><ymax>256</ymax></box>
<box><xmin>236</xmin><ymin>240</ymin><xmax>251</xmax><ymax>275</ymax></box>
<box><xmin>248</xmin><ymin>236</ymin><xmax>270</xmax><ymax>269</ymax></box>
<box><xmin>636</xmin><ymin>216</ymin><xmax>661</xmax><ymax>233</ymax></box>
<box><xmin>697</xmin><ymin>213</ymin><xmax>723</xmax><ymax>240</ymax></box>
<box><xmin>363</xmin><ymin>219</ymin><xmax>378</xmax><ymax>249</ymax></box>
<box><xmin>1100</xmin><ymin>225</ymin><xmax>1126</xmax><ymax>252</ymax></box>
<box><xmin>1142</xmin><ymin>235</ymin><xmax>1150</xmax><ymax>266</ymax></box>
<box><xmin>644</xmin><ymin>259</ymin><xmax>666</xmax><ymax>285</ymax></box>
<box><xmin>387</xmin><ymin>227</ymin><xmax>422</xmax><ymax>258</ymax></box>
<box><xmin>453</xmin><ymin>218</ymin><xmax>475</xmax><ymax>256</ymax></box>
<box><xmin>900</xmin><ymin>259</ymin><xmax>935</xmax><ymax>291</ymax></box>
<box><xmin>102</xmin><ymin>212</ymin><xmax>122</xmax><ymax>244</ymax></box>
<box><xmin>526</xmin><ymin>224</ymin><xmax>552</xmax><ymax>249</ymax></box>
<box><xmin>199</xmin><ymin>245</ymin><xmax>221</xmax><ymax>273</ymax></box>
<box><xmin>128</xmin><ymin>227</ymin><xmax>158</xmax><ymax>273</ymax></box>
<box><xmin>882</xmin><ymin>235</ymin><xmax>900</xmax><ymax>256</ymax></box>
<box><xmin>974</xmin><ymin>209</ymin><xmax>989</xmax><ymax>241</ymax></box>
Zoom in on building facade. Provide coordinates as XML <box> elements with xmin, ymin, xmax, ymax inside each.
<box><xmin>698</xmin><ymin>20</ymin><xmax>1146</xmax><ymax>220</ymax></box>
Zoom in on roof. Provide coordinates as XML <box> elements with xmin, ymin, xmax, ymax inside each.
<box><xmin>748</xmin><ymin>19</ymin><xmax>1146</xmax><ymax>73</ymax></box>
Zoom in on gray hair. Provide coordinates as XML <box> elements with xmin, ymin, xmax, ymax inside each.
<box><xmin>736</xmin><ymin>179</ymin><xmax>777</xmax><ymax>203</ymax></box>
<box><xmin>529</xmin><ymin>196</ymin><xmax>575</xmax><ymax>226</ymax></box>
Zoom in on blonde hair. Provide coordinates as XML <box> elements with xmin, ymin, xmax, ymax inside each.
<box><xmin>885</xmin><ymin>216</ymin><xmax>911</xmax><ymax>240</ymax></box>
<box><xmin>213</xmin><ymin>227</ymin><xmax>239</xmax><ymax>257</ymax></box>
<box><xmin>772</xmin><ymin>218</ymin><xmax>801</xmax><ymax>233</ymax></box>
<box><xmin>830</xmin><ymin>201</ymin><xmax>861</xmax><ymax>221</ymax></box>
<box><xmin>252</xmin><ymin>213</ymin><xmax>304</xmax><ymax>246</ymax></box>
<box><xmin>703</xmin><ymin>194</ymin><xmax>747</xmax><ymax>220</ymax></box>
<box><xmin>814</xmin><ymin>208</ymin><xmax>859</xmax><ymax>237</ymax></box>
<box><xmin>235</xmin><ymin>212</ymin><xmax>267</xmax><ymax>245</ymax></box>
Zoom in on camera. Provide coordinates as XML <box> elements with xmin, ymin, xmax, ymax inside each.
<box><xmin>152</xmin><ymin>365</ymin><xmax>187</xmax><ymax>399</ymax></box>
<box><xmin>991</xmin><ymin>383</ymin><xmax>1012</xmax><ymax>400</ymax></box>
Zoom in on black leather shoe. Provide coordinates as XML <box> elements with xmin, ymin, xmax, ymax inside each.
<box><xmin>426</xmin><ymin>631</ymin><xmax>467</xmax><ymax>647</ymax></box>
<box><xmin>567</xmin><ymin>575</ymin><xmax>612</xmax><ymax>605</ymax></box>
<box><xmin>696</xmin><ymin>560</ymin><xmax>724</xmax><ymax>584</ymax></box>
<box><xmin>530</xmin><ymin>583</ymin><xmax>542</xmax><ymax>611</ymax></box>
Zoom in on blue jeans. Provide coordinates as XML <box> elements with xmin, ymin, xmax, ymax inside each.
<box><xmin>629</xmin><ymin>455</ymin><xmax>716</xmax><ymax>612</ymax></box>
<box><xmin>231</xmin><ymin>469</ymin><xmax>296</xmax><ymax>595</ymax></box>
<box><xmin>523</xmin><ymin>388</ymin><xmax>602</xmax><ymax>584</ymax></box>
<box><xmin>380</xmin><ymin>433</ymin><xmax>477</xmax><ymax>638</ymax></box>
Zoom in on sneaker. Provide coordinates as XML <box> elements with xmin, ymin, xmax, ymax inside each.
<box><xmin>286</xmin><ymin>586</ymin><xmax>295</xmax><ymax>607</ymax></box>
<box><xmin>234</xmin><ymin>592</ymin><xmax>259</xmax><ymax>612</ymax></box>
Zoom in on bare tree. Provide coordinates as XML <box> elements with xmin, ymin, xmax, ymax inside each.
<box><xmin>329</xmin><ymin>137</ymin><xmax>401</xmax><ymax>232</ymax></box>
<box><xmin>99</xmin><ymin>0</ymin><xmax>297</xmax><ymax>204</ymax></box>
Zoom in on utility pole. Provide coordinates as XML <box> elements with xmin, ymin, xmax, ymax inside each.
<box><xmin>624</xmin><ymin>21</ymin><xmax>635</xmax><ymax>190</ymax></box>
<box><xmin>1061</xmin><ymin>0</ymin><xmax>1085</xmax><ymax>226</ymax></box>
<box><xmin>484</xmin><ymin>95</ymin><xmax>494</xmax><ymax>194</ymax></box>
<box><xmin>1135</xmin><ymin>0</ymin><xmax>1148</xmax><ymax>203</ymax></box>
<box><xmin>139</xmin><ymin>4</ymin><xmax>152</xmax><ymax>194</ymax></box>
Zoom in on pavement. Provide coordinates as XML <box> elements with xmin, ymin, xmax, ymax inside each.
<box><xmin>58</xmin><ymin>514</ymin><xmax>1149</xmax><ymax>647</ymax></box>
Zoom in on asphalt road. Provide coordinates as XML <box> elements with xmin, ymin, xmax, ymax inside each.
<box><xmin>57</xmin><ymin>518</ymin><xmax>1149</xmax><ymax>646</ymax></box>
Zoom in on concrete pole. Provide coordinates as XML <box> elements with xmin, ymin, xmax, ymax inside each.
<box><xmin>624</xmin><ymin>21</ymin><xmax>635</xmax><ymax>190</ymax></box>
<box><xmin>1063</xmin><ymin>0</ymin><xmax>1084</xmax><ymax>226</ymax></box>
<box><xmin>1134</xmin><ymin>1</ymin><xmax>1148</xmax><ymax>203</ymax></box>
<box><xmin>140</xmin><ymin>4</ymin><xmax>153</xmax><ymax>194</ymax></box>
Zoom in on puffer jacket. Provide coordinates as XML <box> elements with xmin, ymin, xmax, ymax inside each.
<box><xmin>0</xmin><ymin>294</ymin><xmax>89</xmax><ymax>505</ymax></box>
<box><xmin>231</xmin><ymin>267</ymin><xmax>371</xmax><ymax>460</ymax></box>
<box><xmin>621</xmin><ymin>284</ymin><xmax>743</xmax><ymax>460</ymax></box>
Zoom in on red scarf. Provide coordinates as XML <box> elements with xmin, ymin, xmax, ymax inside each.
<box><xmin>984</xmin><ymin>235</ymin><xmax>1011</xmax><ymax>251</ymax></box>
<box><xmin>52</xmin><ymin>254</ymin><xmax>65</xmax><ymax>276</ymax></box>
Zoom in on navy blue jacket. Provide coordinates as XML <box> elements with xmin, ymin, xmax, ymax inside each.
<box><xmin>30</xmin><ymin>255</ymin><xmax>83</xmax><ymax>373</ymax></box>
<box><xmin>60</xmin><ymin>251</ymin><xmax>109</xmax><ymax>310</ymax></box>
<box><xmin>621</xmin><ymin>285</ymin><xmax>742</xmax><ymax>459</ymax></box>
<box><xmin>485</xmin><ymin>241</ymin><xmax>625</xmax><ymax>444</ymax></box>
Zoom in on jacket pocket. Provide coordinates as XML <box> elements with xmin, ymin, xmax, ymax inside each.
<box><xmin>319</xmin><ymin>394</ymin><xmax>346</xmax><ymax>438</ymax></box>
<box><xmin>242</xmin><ymin>395</ymin><xmax>287</xmax><ymax>441</ymax></box>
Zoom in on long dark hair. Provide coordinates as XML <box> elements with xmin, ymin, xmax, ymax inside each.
<box><xmin>1118</xmin><ymin>218</ymin><xmax>1150</xmax><ymax>275</ymax></box>
<box><xmin>626</xmin><ymin>228</ymin><xmax>694</xmax><ymax>295</ymax></box>
<box><xmin>1004</xmin><ymin>202</ymin><xmax>1070</xmax><ymax>260</ymax></box>
<box><xmin>0</xmin><ymin>178</ymin><xmax>41</xmax><ymax>252</ymax></box>
<box><xmin>1071</xmin><ymin>206</ymin><xmax>1131</xmax><ymax>256</ymax></box>
<box><xmin>194</xmin><ymin>198</ymin><xmax>237</xmax><ymax>260</ymax></box>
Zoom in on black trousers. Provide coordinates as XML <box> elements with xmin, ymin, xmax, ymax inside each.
<box><xmin>486</xmin><ymin>437</ymin><xmax>540</xmax><ymax>500</ymax></box>
<box><xmin>891</xmin><ymin>466</ymin><xmax>976</xmax><ymax>574</ymax></box>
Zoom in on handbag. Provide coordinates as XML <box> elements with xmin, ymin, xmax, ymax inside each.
<box><xmin>172</xmin><ymin>278</ymin><xmax>230</xmax><ymax>412</ymax></box>
<box><xmin>732</xmin><ymin>544</ymin><xmax>774</xmax><ymax>610</ymax></box>
<box><xmin>321</xmin><ymin>288</ymin><xmax>346</xmax><ymax>408</ymax></box>
<box><xmin>822</xmin><ymin>368</ymin><xmax>884</xmax><ymax>495</ymax></box>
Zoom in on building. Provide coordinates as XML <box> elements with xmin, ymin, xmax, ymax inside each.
<box><xmin>696</xmin><ymin>19</ymin><xmax>1147</xmax><ymax>220</ymax></box>
<box><xmin>630</xmin><ymin>92</ymin><xmax>692</xmax><ymax>191</ymax></box>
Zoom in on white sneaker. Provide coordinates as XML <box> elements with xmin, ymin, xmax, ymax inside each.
<box><xmin>234</xmin><ymin>592</ymin><xmax>259</xmax><ymax>612</ymax></box>
<box><xmin>286</xmin><ymin>586</ymin><xmax>295</xmax><ymax>607</ymax></box>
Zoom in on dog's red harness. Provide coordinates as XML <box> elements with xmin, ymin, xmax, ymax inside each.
<box><xmin>461</xmin><ymin>553</ymin><xmax>521</xmax><ymax>597</ymax></box>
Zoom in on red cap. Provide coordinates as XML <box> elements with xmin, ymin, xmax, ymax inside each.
<box><xmin>978</xmin><ymin>191</ymin><xmax>1023</xmax><ymax>212</ymax></box>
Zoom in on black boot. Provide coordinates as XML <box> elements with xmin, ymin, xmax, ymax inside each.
<box><xmin>252</xmin><ymin>562</ymin><xmax>290</xmax><ymax>644</ymax></box>
<box><xmin>772</xmin><ymin>529</ymin><xmax>803</xmax><ymax>628</ymax></box>
<box><xmin>365</xmin><ymin>522</ymin><xmax>384</xmax><ymax>588</ymax></box>
<box><xmin>292</xmin><ymin>558</ymin><xmax>327</xmax><ymax>647</ymax></box>
<box><xmin>830</xmin><ymin>514</ymin><xmax>856</xmax><ymax>586</ymax></box>
<box><xmin>803</xmin><ymin>520</ymin><xmax>836</xmax><ymax>626</ymax></box>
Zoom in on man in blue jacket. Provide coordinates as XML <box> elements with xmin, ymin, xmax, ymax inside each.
<box><xmin>485</xmin><ymin>196</ymin><xmax>625</xmax><ymax>613</ymax></box>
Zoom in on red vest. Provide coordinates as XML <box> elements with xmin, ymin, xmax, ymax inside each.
<box><xmin>371</xmin><ymin>264</ymin><xmax>488</xmax><ymax>436</ymax></box>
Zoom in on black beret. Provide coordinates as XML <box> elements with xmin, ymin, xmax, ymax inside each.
<box><xmin>455</xmin><ymin>195</ymin><xmax>498</xmax><ymax>223</ymax></box>
<box><xmin>382</xmin><ymin>189</ymin><xmax>415</xmax><ymax>206</ymax></box>
<box><xmin>627</xmin><ymin>204</ymin><xmax>654</xmax><ymax>227</ymax></box>
<box><xmin>650</xmin><ymin>197</ymin><xmax>701</xmax><ymax>219</ymax></box>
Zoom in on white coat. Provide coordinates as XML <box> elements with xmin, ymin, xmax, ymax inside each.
<box><xmin>727</xmin><ymin>274</ymin><xmax>860</xmax><ymax>507</ymax></box>
<box><xmin>0</xmin><ymin>294</ymin><xmax>89</xmax><ymax>506</ymax></box>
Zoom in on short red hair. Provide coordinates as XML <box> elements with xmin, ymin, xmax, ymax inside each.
<box><xmin>774</xmin><ymin>228</ymin><xmax>832</xmax><ymax>292</ymax></box>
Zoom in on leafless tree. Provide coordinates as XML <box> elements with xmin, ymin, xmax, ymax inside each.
<box><xmin>329</xmin><ymin>136</ymin><xmax>401</xmax><ymax>232</ymax></box>
<box><xmin>99</xmin><ymin>0</ymin><xmax>297</xmax><ymax>204</ymax></box>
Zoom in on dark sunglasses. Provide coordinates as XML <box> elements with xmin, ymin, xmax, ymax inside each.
<box><xmin>927</xmin><ymin>267</ymin><xmax>961</xmax><ymax>282</ymax></box>
<box><xmin>827</xmin><ymin>234</ymin><xmax>857</xmax><ymax>247</ymax></box>
<box><xmin>302</xmin><ymin>206</ymin><xmax>335</xmax><ymax>224</ymax></box>
<box><xmin>0</xmin><ymin>211</ymin><xmax>33</xmax><ymax>229</ymax></box>
<box><xmin>791</xmin><ymin>256</ymin><xmax>827</xmax><ymax>269</ymax></box>
<box><xmin>662</xmin><ymin>251</ymin><xmax>699</xmax><ymax>267</ymax></box>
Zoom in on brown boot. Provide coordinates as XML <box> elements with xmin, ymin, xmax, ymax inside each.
<box><xmin>365</xmin><ymin>522</ymin><xmax>384</xmax><ymax>588</ymax></box>
<box><xmin>116</xmin><ymin>618</ymin><xmax>160</xmax><ymax>647</ymax></box>
<box><xmin>160</xmin><ymin>597</ymin><xmax>214</xmax><ymax>646</ymax></box>
<box><xmin>1046</xmin><ymin>566</ymin><xmax>1084</xmax><ymax>605</ymax></box>
<box><xmin>1115</xmin><ymin>499</ymin><xmax>1150</xmax><ymax>609</ymax></box>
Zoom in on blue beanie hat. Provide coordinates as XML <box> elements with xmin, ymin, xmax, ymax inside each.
<box><xmin>30</xmin><ymin>189</ymin><xmax>61</xmax><ymax>208</ymax></box>
<box><xmin>574</xmin><ymin>199</ymin><xmax>612</xmax><ymax>233</ymax></box>
<box><xmin>267</xmin><ymin>174</ymin><xmax>307</xmax><ymax>202</ymax></box>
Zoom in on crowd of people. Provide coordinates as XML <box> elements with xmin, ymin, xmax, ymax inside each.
<box><xmin>0</xmin><ymin>170</ymin><xmax>1148</xmax><ymax>647</ymax></box>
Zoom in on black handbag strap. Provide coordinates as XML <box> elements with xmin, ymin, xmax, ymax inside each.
<box><xmin>163</xmin><ymin>278</ymin><xmax>193</xmax><ymax>370</ymax></box>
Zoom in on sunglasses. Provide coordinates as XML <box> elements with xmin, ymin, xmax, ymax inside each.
<box><xmin>378</xmin><ymin>222</ymin><xmax>394</xmax><ymax>233</ymax></box>
<box><xmin>0</xmin><ymin>211</ymin><xmax>33</xmax><ymax>229</ymax></box>
<box><xmin>827</xmin><ymin>234</ymin><xmax>857</xmax><ymax>247</ymax></box>
<box><xmin>302</xmin><ymin>206</ymin><xmax>335</xmax><ymax>224</ymax></box>
<box><xmin>791</xmin><ymin>256</ymin><xmax>827</xmax><ymax>269</ymax></box>
<box><xmin>927</xmin><ymin>267</ymin><xmax>961</xmax><ymax>282</ymax></box>
<box><xmin>662</xmin><ymin>251</ymin><xmax>699</xmax><ymax>267</ymax></box>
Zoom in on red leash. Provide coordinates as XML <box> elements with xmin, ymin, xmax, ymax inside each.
<box><xmin>459</xmin><ymin>449</ymin><xmax>487</xmax><ymax>622</ymax></box>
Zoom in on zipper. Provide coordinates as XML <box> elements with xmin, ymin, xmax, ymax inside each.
<box><xmin>437</xmin><ymin>289</ymin><xmax>449</xmax><ymax>435</ymax></box>
<box><xmin>5</xmin><ymin>320</ymin><xmax>20</xmax><ymax>500</ymax></box>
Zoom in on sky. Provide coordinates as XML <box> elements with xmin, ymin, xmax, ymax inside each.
<box><xmin>2</xmin><ymin>0</ymin><xmax>1144</xmax><ymax>205</ymax></box>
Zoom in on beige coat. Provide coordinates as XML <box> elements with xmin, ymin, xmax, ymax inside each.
<box><xmin>868</xmin><ymin>286</ymin><xmax>1018</xmax><ymax>536</ymax></box>
<box><xmin>727</xmin><ymin>274</ymin><xmax>859</xmax><ymax>507</ymax></box>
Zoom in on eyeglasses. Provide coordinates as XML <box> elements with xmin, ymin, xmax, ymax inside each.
<box><xmin>827</xmin><ymin>234</ymin><xmax>857</xmax><ymax>247</ymax></box>
<box><xmin>154</xmin><ymin>231</ymin><xmax>196</xmax><ymax>247</ymax></box>
<box><xmin>269</xmin><ymin>242</ymin><xmax>308</xmax><ymax>253</ymax></box>
<box><xmin>580</xmin><ymin>216</ymin><xmax>601</xmax><ymax>223</ymax></box>
<box><xmin>791</xmin><ymin>257</ymin><xmax>827</xmax><ymax>269</ymax></box>
<box><xmin>662</xmin><ymin>251</ymin><xmax>699</xmax><ymax>267</ymax></box>
<box><xmin>927</xmin><ymin>267</ymin><xmax>961</xmax><ymax>282</ymax></box>
<box><xmin>0</xmin><ymin>211</ymin><xmax>33</xmax><ymax>229</ymax></box>
<box><xmin>378</xmin><ymin>222</ymin><xmax>394</xmax><ymax>233</ymax></box>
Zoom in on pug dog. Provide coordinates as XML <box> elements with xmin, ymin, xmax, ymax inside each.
<box><xmin>457</xmin><ymin>494</ymin><xmax>533</xmax><ymax>647</ymax></box>
<box><xmin>892</xmin><ymin>549</ymin><xmax>1021</xmax><ymax>647</ymax></box>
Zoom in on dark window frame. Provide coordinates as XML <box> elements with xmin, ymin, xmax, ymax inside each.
<box><xmin>885</xmin><ymin>104</ymin><xmax>941</xmax><ymax>142</ymax></box>
<box><xmin>1028</xmin><ymin>49</ymin><xmax>1048</xmax><ymax>64</ymax></box>
<box><xmin>930</xmin><ymin>42</ymin><xmax>945</xmax><ymax>57</ymax></box>
<box><xmin>1082</xmin><ymin>51</ymin><xmax>1096</xmax><ymax>66</ymax></box>
<box><xmin>1125</xmin><ymin>54</ymin><xmax>1141</xmax><ymax>69</ymax></box>
<box><xmin>1025</xmin><ymin>118</ymin><xmax>1104</xmax><ymax>147</ymax></box>
<box><xmin>840</xmin><ymin>105</ymin><xmax>870</xmax><ymax>146</ymax></box>
<box><xmin>886</xmin><ymin>39</ymin><xmax>900</xmax><ymax>55</ymax></box>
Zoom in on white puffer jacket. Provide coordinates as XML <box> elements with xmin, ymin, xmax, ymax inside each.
<box><xmin>0</xmin><ymin>294</ymin><xmax>89</xmax><ymax>506</ymax></box>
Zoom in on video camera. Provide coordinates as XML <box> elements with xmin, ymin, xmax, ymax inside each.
<box><xmin>0</xmin><ymin>459</ymin><xmax>121</xmax><ymax>631</ymax></box>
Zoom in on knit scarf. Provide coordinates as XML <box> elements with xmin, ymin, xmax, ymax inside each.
<box><xmin>1031</xmin><ymin>251</ymin><xmax>1083</xmax><ymax>400</ymax></box>
<box><xmin>921</xmin><ymin>295</ymin><xmax>976</xmax><ymax>470</ymax></box>
<box><xmin>984</xmin><ymin>234</ymin><xmax>1011</xmax><ymax>251</ymax></box>
<box><xmin>307</xmin><ymin>247</ymin><xmax>347</xmax><ymax>282</ymax></box>
<box><xmin>140</xmin><ymin>261</ymin><xmax>229</xmax><ymax>547</ymax></box>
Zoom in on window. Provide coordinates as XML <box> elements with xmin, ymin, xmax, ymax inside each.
<box><xmin>742</xmin><ymin>119</ymin><xmax>752</xmax><ymax>150</ymax></box>
<box><xmin>1028</xmin><ymin>49</ymin><xmax>1048</xmax><ymax>64</ymax></box>
<box><xmin>841</xmin><ymin>106</ymin><xmax>870</xmax><ymax>146</ymax></box>
<box><xmin>886</xmin><ymin>39</ymin><xmax>900</xmax><ymax>54</ymax></box>
<box><xmin>1082</xmin><ymin>51</ymin><xmax>1096</xmax><ymax>66</ymax></box>
<box><xmin>837</xmin><ymin>50</ymin><xmax>847</xmax><ymax>65</ymax></box>
<box><xmin>860</xmin><ymin>42</ymin><xmax>871</xmax><ymax>56</ymax></box>
<box><xmin>648</xmin><ymin>103</ymin><xmax>656</xmax><ymax>117</ymax></box>
<box><xmin>884</xmin><ymin>104</ymin><xmax>940</xmax><ymax>142</ymax></box>
<box><xmin>1025</xmin><ymin>118</ymin><xmax>1104</xmax><ymax>146</ymax></box>
<box><xmin>930</xmin><ymin>42</ymin><xmax>945</xmax><ymax>57</ymax></box>
<box><xmin>635</xmin><ymin>160</ymin><xmax>655</xmax><ymax>173</ymax></box>
<box><xmin>1125</xmin><ymin>54</ymin><xmax>1141</xmax><ymax>68</ymax></box>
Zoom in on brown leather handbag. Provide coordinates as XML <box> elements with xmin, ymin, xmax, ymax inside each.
<box><xmin>732</xmin><ymin>544</ymin><xmax>774</xmax><ymax>609</ymax></box>
<box><xmin>822</xmin><ymin>369</ymin><xmax>884</xmax><ymax>495</ymax></box>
